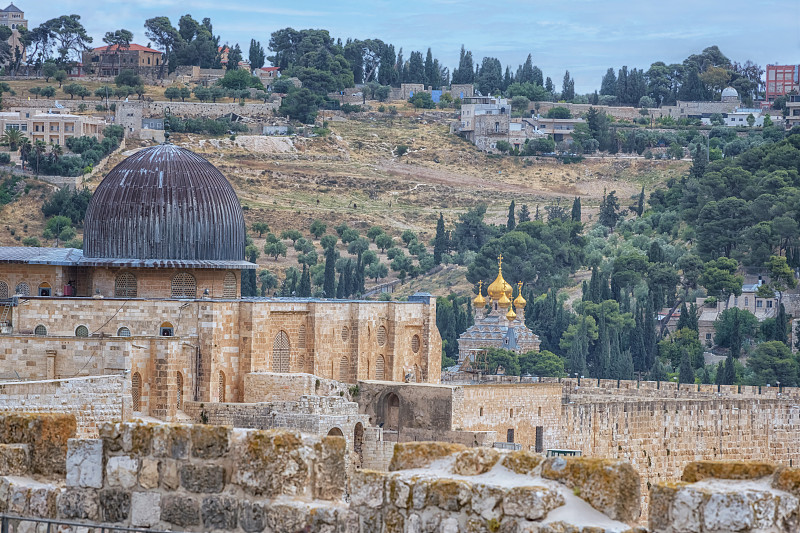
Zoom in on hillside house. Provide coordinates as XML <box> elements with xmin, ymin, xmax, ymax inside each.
<box><xmin>82</xmin><ymin>43</ymin><xmax>163</xmax><ymax>78</ymax></box>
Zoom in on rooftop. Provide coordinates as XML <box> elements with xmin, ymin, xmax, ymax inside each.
<box><xmin>0</xmin><ymin>247</ymin><xmax>256</xmax><ymax>270</ymax></box>
<box><xmin>2</xmin><ymin>3</ymin><xmax>22</xmax><ymax>13</ymax></box>
<box><xmin>93</xmin><ymin>43</ymin><xmax>162</xmax><ymax>54</ymax></box>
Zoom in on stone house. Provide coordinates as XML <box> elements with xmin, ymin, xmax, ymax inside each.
<box><xmin>82</xmin><ymin>43</ymin><xmax>163</xmax><ymax>78</ymax></box>
<box><xmin>0</xmin><ymin>2</ymin><xmax>25</xmax><ymax>65</ymax></box>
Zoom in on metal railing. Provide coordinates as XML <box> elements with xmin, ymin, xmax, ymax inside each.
<box><xmin>0</xmin><ymin>514</ymin><xmax>185</xmax><ymax>533</ymax></box>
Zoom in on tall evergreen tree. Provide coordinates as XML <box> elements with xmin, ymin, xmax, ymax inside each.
<box><xmin>507</xmin><ymin>200</ymin><xmax>516</xmax><ymax>231</ymax></box>
<box><xmin>336</xmin><ymin>270</ymin><xmax>345</xmax><ymax>298</ymax></box>
<box><xmin>561</xmin><ymin>70</ymin><xmax>575</xmax><ymax>101</ymax></box>
<box><xmin>568</xmin><ymin>315</ymin><xmax>590</xmax><ymax>376</ymax></box>
<box><xmin>679</xmin><ymin>351</ymin><xmax>695</xmax><ymax>384</ymax></box>
<box><xmin>598</xmin><ymin>307</ymin><xmax>611</xmax><ymax>378</ymax></box>
<box><xmin>519</xmin><ymin>54</ymin><xmax>534</xmax><ymax>84</ymax></box>
<box><xmin>643</xmin><ymin>297</ymin><xmax>657</xmax><ymax>369</ymax></box>
<box><xmin>714</xmin><ymin>360</ymin><xmax>725</xmax><ymax>385</ymax></box>
<box><xmin>298</xmin><ymin>264</ymin><xmax>311</xmax><ymax>296</ymax></box>
<box><xmin>615</xmin><ymin>66</ymin><xmax>629</xmax><ymax>104</ymax></box>
<box><xmin>571</xmin><ymin>197</ymin><xmax>581</xmax><ymax>222</ymax></box>
<box><xmin>635</xmin><ymin>186</ymin><xmax>645</xmax><ymax>217</ymax></box>
<box><xmin>691</xmin><ymin>144</ymin><xmax>707</xmax><ymax>179</ymax></box>
<box><xmin>631</xmin><ymin>303</ymin><xmax>647</xmax><ymax>371</ymax></box>
<box><xmin>323</xmin><ymin>245</ymin><xmax>336</xmax><ymax>298</ymax></box>
<box><xmin>545</xmin><ymin>77</ymin><xmax>554</xmax><ymax>95</ymax></box>
<box><xmin>776</xmin><ymin>303</ymin><xmax>788</xmax><ymax>344</ymax></box>
<box><xmin>600</xmin><ymin>67</ymin><xmax>617</xmax><ymax>96</ymax></box>
<box><xmin>433</xmin><ymin>212</ymin><xmax>447</xmax><ymax>265</ymax></box>
<box><xmin>723</xmin><ymin>354</ymin><xmax>736</xmax><ymax>385</ymax></box>
<box><xmin>248</xmin><ymin>39</ymin><xmax>265</xmax><ymax>69</ymax></box>
<box><xmin>519</xmin><ymin>204</ymin><xmax>531</xmax><ymax>223</ymax></box>
<box><xmin>424</xmin><ymin>48</ymin><xmax>436</xmax><ymax>88</ymax></box>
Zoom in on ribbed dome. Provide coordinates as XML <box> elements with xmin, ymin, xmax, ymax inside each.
<box><xmin>721</xmin><ymin>86</ymin><xmax>738</xmax><ymax>98</ymax></box>
<box><xmin>83</xmin><ymin>144</ymin><xmax>245</xmax><ymax>261</ymax></box>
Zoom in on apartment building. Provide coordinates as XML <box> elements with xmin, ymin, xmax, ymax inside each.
<box><xmin>0</xmin><ymin>110</ymin><xmax>105</xmax><ymax>145</ymax></box>
<box><xmin>765</xmin><ymin>64</ymin><xmax>800</xmax><ymax>104</ymax></box>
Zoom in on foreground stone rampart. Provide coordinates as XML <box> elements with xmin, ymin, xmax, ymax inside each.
<box><xmin>2</xmin><ymin>413</ymin><xmax>800</xmax><ymax>532</ymax></box>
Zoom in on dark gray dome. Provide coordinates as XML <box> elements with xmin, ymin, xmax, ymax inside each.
<box><xmin>83</xmin><ymin>144</ymin><xmax>245</xmax><ymax>261</ymax></box>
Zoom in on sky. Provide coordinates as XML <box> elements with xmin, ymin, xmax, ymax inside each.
<box><xmin>22</xmin><ymin>0</ymin><xmax>800</xmax><ymax>93</ymax></box>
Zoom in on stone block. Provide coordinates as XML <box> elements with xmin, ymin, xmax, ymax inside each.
<box><xmin>28</xmin><ymin>485</ymin><xmax>58</xmax><ymax>519</ymax></box>
<box><xmin>0</xmin><ymin>444</ymin><xmax>30</xmax><ymax>476</ymax></box>
<box><xmin>99</xmin><ymin>422</ymin><xmax>122</xmax><ymax>452</ymax></box>
<box><xmin>389</xmin><ymin>441</ymin><xmax>466</xmax><ymax>471</ymax></box>
<box><xmin>106</xmin><ymin>456</ymin><xmax>140</xmax><ymax>489</ymax></box>
<box><xmin>232</xmin><ymin>429</ymin><xmax>310</xmax><ymax>497</ymax></box>
<box><xmin>202</xmin><ymin>495</ymin><xmax>239</xmax><ymax>530</ymax></box>
<box><xmin>0</xmin><ymin>413</ymin><xmax>76</xmax><ymax>475</ymax></box>
<box><xmin>152</xmin><ymin>424</ymin><xmax>190</xmax><ymax>459</ymax></box>
<box><xmin>313</xmin><ymin>436</ymin><xmax>346</xmax><ymax>500</ymax></box>
<box><xmin>8</xmin><ymin>481</ymin><xmax>29</xmax><ymax>514</ymax></box>
<box><xmin>264</xmin><ymin>502</ymin><xmax>312</xmax><ymax>533</ymax></box>
<box><xmin>160</xmin><ymin>458</ymin><xmax>179</xmax><ymax>490</ymax></box>
<box><xmin>773</xmin><ymin>466</ymin><xmax>800</xmax><ymax>497</ymax></box>
<box><xmin>470</xmin><ymin>483</ymin><xmax>505</xmax><ymax>521</ymax></box>
<box><xmin>57</xmin><ymin>488</ymin><xmax>100</xmax><ymax>521</ymax></box>
<box><xmin>161</xmin><ymin>494</ymin><xmax>200</xmax><ymax>527</ymax></box>
<box><xmin>139</xmin><ymin>457</ymin><xmax>159</xmax><ymax>489</ymax></box>
<box><xmin>99</xmin><ymin>488</ymin><xmax>131</xmax><ymax>523</ymax></box>
<box><xmin>502</xmin><ymin>485</ymin><xmax>565</xmax><ymax>521</ymax></box>
<box><xmin>131</xmin><ymin>492</ymin><xmax>161</xmax><ymax>528</ymax></box>
<box><xmin>66</xmin><ymin>439</ymin><xmax>103</xmax><ymax>489</ymax></box>
<box><xmin>501</xmin><ymin>450</ymin><xmax>543</xmax><ymax>475</ymax></box>
<box><xmin>682</xmin><ymin>460</ymin><xmax>776</xmax><ymax>482</ymax></box>
<box><xmin>191</xmin><ymin>424</ymin><xmax>230</xmax><ymax>459</ymax></box>
<box><xmin>180</xmin><ymin>462</ymin><xmax>225</xmax><ymax>493</ymax></box>
<box><xmin>120</xmin><ymin>422</ymin><xmax>153</xmax><ymax>455</ymax></box>
<box><xmin>427</xmin><ymin>478</ymin><xmax>472</xmax><ymax>512</ymax></box>
<box><xmin>350</xmin><ymin>470</ymin><xmax>385</xmax><ymax>509</ymax></box>
<box><xmin>240</xmin><ymin>500</ymin><xmax>267</xmax><ymax>532</ymax></box>
<box><xmin>541</xmin><ymin>456</ymin><xmax>640</xmax><ymax>523</ymax></box>
<box><xmin>453</xmin><ymin>448</ymin><xmax>500</xmax><ymax>476</ymax></box>
<box><xmin>387</xmin><ymin>476</ymin><xmax>412</xmax><ymax>508</ymax></box>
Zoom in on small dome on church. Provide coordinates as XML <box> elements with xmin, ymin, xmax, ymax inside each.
<box><xmin>473</xmin><ymin>288</ymin><xmax>486</xmax><ymax>308</ymax></box>
<box><xmin>721</xmin><ymin>87</ymin><xmax>739</xmax><ymax>100</ymax></box>
<box><xmin>487</xmin><ymin>255</ymin><xmax>513</xmax><ymax>300</ymax></box>
<box><xmin>506</xmin><ymin>307</ymin><xmax>517</xmax><ymax>321</ymax></box>
<box><xmin>83</xmin><ymin>144</ymin><xmax>245</xmax><ymax>261</ymax></box>
<box><xmin>498</xmin><ymin>292</ymin><xmax>511</xmax><ymax>309</ymax></box>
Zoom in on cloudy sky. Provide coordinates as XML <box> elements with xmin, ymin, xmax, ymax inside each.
<box><xmin>24</xmin><ymin>0</ymin><xmax>800</xmax><ymax>93</ymax></box>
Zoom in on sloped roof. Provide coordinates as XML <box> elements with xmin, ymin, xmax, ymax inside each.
<box><xmin>0</xmin><ymin>247</ymin><xmax>83</xmax><ymax>265</ymax></box>
<box><xmin>93</xmin><ymin>44</ymin><xmax>162</xmax><ymax>54</ymax></box>
<box><xmin>3</xmin><ymin>3</ymin><xmax>22</xmax><ymax>13</ymax></box>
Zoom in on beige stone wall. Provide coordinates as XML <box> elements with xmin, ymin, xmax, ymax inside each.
<box><xmin>0</xmin><ymin>376</ymin><xmax>125</xmax><ymax>437</ymax></box>
<box><xmin>0</xmin><ymin>264</ymin><xmax>69</xmax><ymax>298</ymax></box>
<box><xmin>243</xmin><ymin>372</ymin><xmax>350</xmax><ymax>402</ymax></box>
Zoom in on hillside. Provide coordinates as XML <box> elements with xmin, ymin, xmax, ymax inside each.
<box><xmin>0</xmin><ymin>108</ymin><xmax>688</xmax><ymax>297</ymax></box>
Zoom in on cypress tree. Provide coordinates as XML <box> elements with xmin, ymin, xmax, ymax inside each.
<box><xmin>571</xmin><ymin>197</ymin><xmax>581</xmax><ymax>222</ymax></box>
<box><xmin>588</xmin><ymin>266</ymin><xmax>602</xmax><ymax>303</ymax></box>
<box><xmin>298</xmin><ymin>264</ymin><xmax>311</xmax><ymax>297</ymax></box>
<box><xmin>433</xmin><ymin>213</ymin><xmax>447</xmax><ymax>265</ymax></box>
<box><xmin>635</xmin><ymin>186</ymin><xmax>645</xmax><ymax>217</ymax></box>
<box><xmin>643</xmin><ymin>297</ymin><xmax>657</xmax><ymax>369</ymax></box>
<box><xmin>723</xmin><ymin>355</ymin><xmax>736</xmax><ymax>385</ymax></box>
<box><xmin>650</xmin><ymin>358</ymin><xmax>667</xmax><ymax>381</ymax></box>
<box><xmin>631</xmin><ymin>304</ymin><xmax>647</xmax><ymax>371</ymax></box>
<box><xmin>336</xmin><ymin>270</ymin><xmax>345</xmax><ymax>298</ymax></box>
<box><xmin>519</xmin><ymin>204</ymin><xmax>531</xmax><ymax>223</ymax></box>
<box><xmin>714</xmin><ymin>361</ymin><xmax>725</xmax><ymax>385</ymax></box>
<box><xmin>676</xmin><ymin>302</ymin><xmax>690</xmax><ymax>331</ymax></box>
<box><xmin>323</xmin><ymin>246</ymin><xmax>336</xmax><ymax>298</ymax></box>
<box><xmin>507</xmin><ymin>200</ymin><xmax>516</xmax><ymax>231</ymax></box>
<box><xmin>679</xmin><ymin>351</ymin><xmax>695</xmax><ymax>384</ymax></box>
<box><xmin>534</xmin><ymin>205</ymin><xmax>540</xmax><ymax>221</ymax></box>
<box><xmin>568</xmin><ymin>315</ymin><xmax>589</xmax><ymax>376</ymax></box>
<box><xmin>598</xmin><ymin>307</ymin><xmax>611</xmax><ymax>378</ymax></box>
<box><xmin>776</xmin><ymin>303</ymin><xmax>788</xmax><ymax>344</ymax></box>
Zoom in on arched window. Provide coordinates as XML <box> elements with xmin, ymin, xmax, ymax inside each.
<box><xmin>38</xmin><ymin>282</ymin><xmax>51</xmax><ymax>297</ymax></box>
<box><xmin>327</xmin><ymin>427</ymin><xmax>344</xmax><ymax>437</ymax></box>
<box><xmin>339</xmin><ymin>356</ymin><xmax>349</xmax><ymax>382</ymax></box>
<box><xmin>218</xmin><ymin>371</ymin><xmax>225</xmax><ymax>402</ymax></box>
<box><xmin>272</xmin><ymin>331</ymin><xmax>290</xmax><ymax>372</ymax></box>
<box><xmin>176</xmin><ymin>372</ymin><xmax>184</xmax><ymax>409</ymax></box>
<box><xmin>298</xmin><ymin>325</ymin><xmax>306</xmax><ymax>349</ymax></box>
<box><xmin>0</xmin><ymin>281</ymin><xmax>8</xmax><ymax>299</ymax></box>
<box><xmin>341</xmin><ymin>326</ymin><xmax>349</xmax><ymax>342</ymax></box>
<box><xmin>411</xmin><ymin>334</ymin><xmax>421</xmax><ymax>353</ymax></box>
<box><xmin>115</xmin><ymin>272</ymin><xmax>137</xmax><ymax>298</ymax></box>
<box><xmin>117</xmin><ymin>327</ymin><xmax>131</xmax><ymax>337</ymax></box>
<box><xmin>171</xmin><ymin>272</ymin><xmax>196</xmax><ymax>299</ymax></box>
<box><xmin>377</xmin><ymin>325</ymin><xmax>387</xmax><ymax>347</ymax></box>
<box><xmin>296</xmin><ymin>354</ymin><xmax>306</xmax><ymax>373</ymax></box>
<box><xmin>160</xmin><ymin>322</ymin><xmax>174</xmax><ymax>336</ymax></box>
<box><xmin>34</xmin><ymin>324</ymin><xmax>47</xmax><ymax>336</ymax></box>
<box><xmin>15</xmin><ymin>282</ymin><xmax>30</xmax><ymax>296</ymax></box>
<box><xmin>132</xmin><ymin>372</ymin><xmax>142</xmax><ymax>411</ymax></box>
<box><xmin>223</xmin><ymin>272</ymin><xmax>237</xmax><ymax>298</ymax></box>
<box><xmin>375</xmin><ymin>355</ymin><xmax>385</xmax><ymax>380</ymax></box>
<box><xmin>75</xmin><ymin>325</ymin><xmax>89</xmax><ymax>337</ymax></box>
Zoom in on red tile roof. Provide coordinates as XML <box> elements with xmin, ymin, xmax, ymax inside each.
<box><xmin>260</xmin><ymin>67</ymin><xmax>280</xmax><ymax>72</ymax></box>
<box><xmin>93</xmin><ymin>43</ymin><xmax>162</xmax><ymax>54</ymax></box>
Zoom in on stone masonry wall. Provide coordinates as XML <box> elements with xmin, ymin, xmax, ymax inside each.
<box><xmin>243</xmin><ymin>371</ymin><xmax>351</xmax><ymax>402</ymax></box>
<box><xmin>0</xmin><ymin>376</ymin><xmax>125</xmax><ymax>437</ymax></box>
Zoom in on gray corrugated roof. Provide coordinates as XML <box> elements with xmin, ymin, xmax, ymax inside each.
<box><xmin>0</xmin><ymin>246</ymin><xmax>256</xmax><ymax>269</ymax></box>
<box><xmin>0</xmin><ymin>247</ymin><xmax>83</xmax><ymax>265</ymax></box>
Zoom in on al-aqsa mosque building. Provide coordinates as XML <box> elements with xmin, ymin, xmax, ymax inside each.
<box><xmin>456</xmin><ymin>255</ymin><xmax>540</xmax><ymax>368</ymax></box>
<box><xmin>0</xmin><ymin>142</ymin><xmax>441</xmax><ymax>424</ymax></box>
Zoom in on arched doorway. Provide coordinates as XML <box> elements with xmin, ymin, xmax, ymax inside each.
<box><xmin>381</xmin><ymin>392</ymin><xmax>400</xmax><ymax>432</ymax></box>
<box><xmin>272</xmin><ymin>331</ymin><xmax>290</xmax><ymax>372</ymax></box>
<box><xmin>327</xmin><ymin>427</ymin><xmax>344</xmax><ymax>437</ymax></box>
<box><xmin>353</xmin><ymin>422</ymin><xmax>364</xmax><ymax>468</ymax></box>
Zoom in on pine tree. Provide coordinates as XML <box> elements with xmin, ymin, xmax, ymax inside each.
<box><xmin>323</xmin><ymin>246</ymin><xmax>336</xmax><ymax>298</ymax></box>
<box><xmin>433</xmin><ymin>213</ymin><xmax>447</xmax><ymax>265</ymax></box>
<box><xmin>571</xmin><ymin>197</ymin><xmax>581</xmax><ymax>222</ymax></box>
<box><xmin>519</xmin><ymin>204</ymin><xmax>531</xmax><ymax>223</ymax></box>
<box><xmin>507</xmin><ymin>200</ymin><xmax>516</xmax><ymax>231</ymax></box>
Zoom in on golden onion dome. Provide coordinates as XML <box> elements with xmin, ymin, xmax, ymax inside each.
<box><xmin>506</xmin><ymin>307</ymin><xmax>517</xmax><ymax>320</ymax></box>
<box><xmin>473</xmin><ymin>281</ymin><xmax>486</xmax><ymax>308</ymax></box>
<box><xmin>487</xmin><ymin>254</ymin><xmax>510</xmax><ymax>300</ymax></box>
<box><xmin>513</xmin><ymin>282</ymin><xmax>527</xmax><ymax>309</ymax></box>
<box><xmin>498</xmin><ymin>292</ymin><xmax>512</xmax><ymax>309</ymax></box>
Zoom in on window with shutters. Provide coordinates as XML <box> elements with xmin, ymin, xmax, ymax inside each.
<box><xmin>176</xmin><ymin>372</ymin><xmax>184</xmax><ymax>409</ymax></box>
<box><xmin>115</xmin><ymin>272</ymin><xmax>137</xmax><ymax>298</ymax></box>
<box><xmin>117</xmin><ymin>327</ymin><xmax>131</xmax><ymax>337</ymax></box>
<box><xmin>223</xmin><ymin>272</ymin><xmax>237</xmax><ymax>298</ymax></box>
<box><xmin>375</xmin><ymin>355</ymin><xmax>385</xmax><ymax>380</ymax></box>
<box><xmin>75</xmin><ymin>325</ymin><xmax>89</xmax><ymax>337</ymax></box>
<box><xmin>0</xmin><ymin>281</ymin><xmax>7</xmax><ymax>299</ymax></box>
<box><xmin>298</xmin><ymin>325</ymin><xmax>306</xmax><ymax>348</ymax></box>
<box><xmin>218</xmin><ymin>371</ymin><xmax>226</xmax><ymax>402</ymax></box>
<box><xmin>339</xmin><ymin>356</ymin><xmax>349</xmax><ymax>382</ymax></box>
<box><xmin>132</xmin><ymin>372</ymin><xmax>142</xmax><ymax>411</ymax></box>
<box><xmin>535</xmin><ymin>426</ymin><xmax>544</xmax><ymax>453</ymax></box>
<box><xmin>272</xmin><ymin>331</ymin><xmax>290</xmax><ymax>372</ymax></box>
<box><xmin>411</xmin><ymin>334</ymin><xmax>420</xmax><ymax>353</ymax></box>
<box><xmin>297</xmin><ymin>354</ymin><xmax>306</xmax><ymax>373</ymax></box>
<box><xmin>34</xmin><ymin>324</ymin><xmax>47</xmax><ymax>336</ymax></box>
<box><xmin>15</xmin><ymin>282</ymin><xmax>30</xmax><ymax>296</ymax></box>
<box><xmin>341</xmin><ymin>326</ymin><xmax>349</xmax><ymax>342</ymax></box>
<box><xmin>377</xmin><ymin>325</ymin><xmax>387</xmax><ymax>346</ymax></box>
<box><xmin>171</xmin><ymin>272</ymin><xmax>196</xmax><ymax>299</ymax></box>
